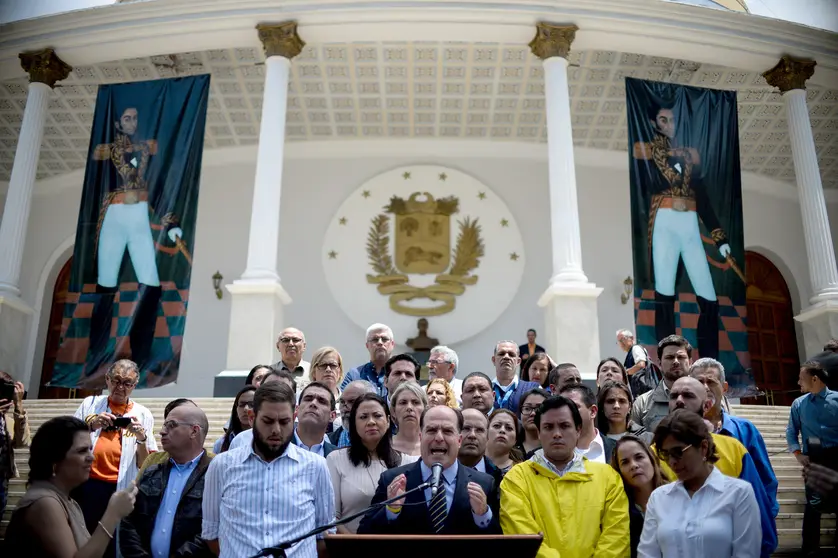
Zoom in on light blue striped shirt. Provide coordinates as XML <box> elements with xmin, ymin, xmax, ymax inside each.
<box><xmin>201</xmin><ymin>442</ymin><xmax>335</xmax><ymax>558</ymax></box>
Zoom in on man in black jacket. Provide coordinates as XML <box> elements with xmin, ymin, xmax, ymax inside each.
<box><xmin>120</xmin><ymin>403</ymin><xmax>212</xmax><ymax>557</ymax></box>
<box><xmin>358</xmin><ymin>405</ymin><xmax>500</xmax><ymax>535</ymax></box>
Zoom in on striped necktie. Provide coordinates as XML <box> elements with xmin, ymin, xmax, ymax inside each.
<box><xmin>428</xmin><ymin>478</ymin><xmax>447</xmax><ymax>533</ymax></box>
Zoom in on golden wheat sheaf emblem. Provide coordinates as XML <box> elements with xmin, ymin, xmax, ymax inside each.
<box><xmin>366</xmin><ymin>192</ymin><xmax>485</xmax><ymax>317</ymax></box>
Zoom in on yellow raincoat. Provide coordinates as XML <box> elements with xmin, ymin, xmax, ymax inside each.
<box><xmin>500</xmin><ymin>456</ymin><xmax>630</xmax><ymax>558</ymax></box>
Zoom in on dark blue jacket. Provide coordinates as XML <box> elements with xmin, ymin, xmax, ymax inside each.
<box><xmin>494</xmin><ymin>379</ymin><xmax>540</xmax><ymax>415</ymax></box>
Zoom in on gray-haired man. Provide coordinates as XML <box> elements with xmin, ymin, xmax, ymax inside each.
<box><xmin>428</xmin><ymin>345</ymin><xmax>462</xmax><ymax>403</ymax></box>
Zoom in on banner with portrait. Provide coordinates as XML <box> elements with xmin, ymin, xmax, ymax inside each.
<box><xmin>51</xmin><ymin>75</ymin><xmax>210</xmax><ymax>389</ymax></box>
<box><xmin>626</xmin><ymin>77</ymin><xmax>754</xmax><ymax>396</ymax></box>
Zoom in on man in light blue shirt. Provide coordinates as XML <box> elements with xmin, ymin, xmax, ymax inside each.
<box><xmin>120</xmin><ymin>404</ymin><xmax>211</xmax><ymax>557</ymax></box>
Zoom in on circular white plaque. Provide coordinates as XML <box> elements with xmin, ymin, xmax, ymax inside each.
<box><xmin>322</xmin><ymin>165</ymin><xmax>525</xmax><ymax>345</ymax></box>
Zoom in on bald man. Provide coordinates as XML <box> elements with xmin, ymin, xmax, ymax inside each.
<box><xmin>274</xmin><ymin>327</ymin><xmax>311</xmax><ymax>389</ymax></box>
<box><xmin>662</xmin><ymin>377</ymin><xmax>778</xmax><ymax>558</ymax></box>
<box><xmin>120</xmin><ymin>403</ymin><xmax>212</xmax><ymax>557</ymax></box>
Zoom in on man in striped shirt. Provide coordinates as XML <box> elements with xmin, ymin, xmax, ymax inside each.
<box><xmin>202</xmin><ymin>382</ymin><xmax>335</xmax><ymax>558</ymax></box>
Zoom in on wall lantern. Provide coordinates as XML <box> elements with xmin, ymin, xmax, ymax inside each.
<box><xmin>212</xmin><ymin>271</ymin><xmax>223</xmax><ymax>300</ymax></box>
<box><xmin>620</xmin><ymin>276</ymin><xmax>633</xmax><ymax>305</ymax></box>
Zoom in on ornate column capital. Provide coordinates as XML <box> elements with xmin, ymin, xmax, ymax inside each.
<box><xmin>256</xmin><ymin>21</ymin><xmax>305</xmax><ymax>60</ymax></box>
<box><xmin>529</xmin><ymin>23</ymin><xmax>578</xmax><ymax>61</ymax></box>
<box><xmin>18</xmin><ymin>48</ymin><xmax>72</xmax><ymax>88</ymax></box>
<box><xmin>763</xmin><ymin>55</ymin><xmax>816</xmax><ymax>93</ymax></box>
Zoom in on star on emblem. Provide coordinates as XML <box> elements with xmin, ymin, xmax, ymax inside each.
<box><xmin>509</xmin><ymin>252</ymin><xmax>519</xmax><ymax>261</ymax></box>
<box><xmin>477</xmin><ymin>192</ymin><xmax>486</xmax><ymax>200</ymax></box>
<box><xmin>362</xmin><ymin>190</ymin><xmax>371</xmax><ymax>198</ymax></box>
<box><xmin>500</xmin><ymin>218</ymin><xmax>509</xmax><ymax>227</ymax></box>
<box><xmin>339</xmin><ymin>217</ymin><xmax>347</xmax><ymax>225</ymax></box>
<box><xmin>439</xmin><ymin>172</ymin><xmax>447</xmax><ymax>181</ymax></box>
<box><xmin>403</xmin><ymin>171</ymin><xmax>411</xmax><ymax>180</ymax></box>
<box><xmin>328</xmin><ymin>250</ymin><xmax>338</xmax><ymax>259</ymax></box>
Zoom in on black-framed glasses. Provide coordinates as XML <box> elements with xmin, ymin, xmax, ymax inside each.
<box><xmin>107</xmin><ymin>376</ymin><xmax>137</xmax><ymax>389</ymax></box>
<box><xmin>316</xmin><ymin>362</ymin><xmax>340</xmax><ymax>371</ymax></box>
<box><xmin>521</xmin><ymin>405</ymin><xmax>540</xmax><ymax>416</ymax></box>
<box><xmin>658</xmin><ymin>444</ymin><xmax>693</xmax><ymax>463</ymax></box>
<box><xmin>279</xmin><ymin>336</ymin><xmax>304</xmax><ymax>344</ymax></box>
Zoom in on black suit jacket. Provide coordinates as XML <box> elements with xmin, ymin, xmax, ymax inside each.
<box><xmin>357</xmin><ymin>460</ymin><xmax>501</xmax><ymax>535</ymax></box>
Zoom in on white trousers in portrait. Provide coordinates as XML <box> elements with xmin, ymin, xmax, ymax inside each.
<box><xmin>97</xmin><ymin>201</ymin><xmax>160</xmax><ymax>288</ymax></box>
<box><xmin>652</xmin><ymin>208</ymin><xmax>717</xmax><ymax>301</ymax></box>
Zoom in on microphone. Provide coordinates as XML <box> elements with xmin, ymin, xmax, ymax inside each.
<box><xmin>430</xmin><ymin>462</ymin><xmax>443</xmax><ymax>496</ymax></box>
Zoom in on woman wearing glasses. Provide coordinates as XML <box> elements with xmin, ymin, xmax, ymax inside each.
<box><xmin>310</xmin><ymin>347</ymin><xmax>345</xmax><ymax>430</ymax></box>
<box><xmin>516</xmin><ymin>388</ymin><xmax>549</xmax><ymax>460</ymax></box>
<box><xmin>214</xmin><ymin>385</ymin><xmax>256</xmax><ymax>453</ymax></box>
<box><xmin>638</xmin><ymin>409</ymin><xmax>761</xmax><ymax>558</ymax></box>
<box><xmin>72</xmin><ymin>359</ymin><xmax>156</xmax><ymax>558</ymax></box>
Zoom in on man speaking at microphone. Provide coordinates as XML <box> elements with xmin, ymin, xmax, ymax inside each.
<box><xmin>358</xmin><ymin>405</ymin><xmax>500</xmax><ymax>534</ymax></box>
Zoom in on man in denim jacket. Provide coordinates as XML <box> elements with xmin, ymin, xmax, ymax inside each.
<box><xmin>120</xmin><ymin>403</ymin><xmax>212</xmax><ymax>557</ymax></box>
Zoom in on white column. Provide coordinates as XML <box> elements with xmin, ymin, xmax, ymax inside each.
<box><xmin>239</xmin><ymin>54</ymin><xmax>290</xmax><ymax>282</ymax></box>
<box><xmin>218</xmin><ymin>22</ymin><xmax>303</xmax><ymax>391</ymax></box>
<box><xmin>784</xmin><ymin>90</ymin><xmax>838</xmax><ymax>303</ymax></box>
<box><xmin>531</xmin><ymin>23</ymin><xmax>603</xmax><ymax>379</ymax></box>
<box><xmin>0</xmin><ymin>49</ymin><xmax>71</xmax><ymax>297</ymax></box>
<box><xmin>765</xmin><ymin>56</ymin><xmax>838</xmax><ymax>356</ymax></box>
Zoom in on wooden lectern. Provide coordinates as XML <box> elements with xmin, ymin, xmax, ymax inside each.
<box><xmin>324</xmin><ymin>533</ymin><xmax>543</xmax><ymax>556</ymax></box>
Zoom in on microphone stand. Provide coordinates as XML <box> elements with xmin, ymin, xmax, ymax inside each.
<box><xmin>250</xmin><ymin>480</ymin><xmax>432</xmax><ymax>558</ymax></box>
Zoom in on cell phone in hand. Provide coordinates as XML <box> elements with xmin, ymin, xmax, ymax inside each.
<box><xmin>113</xmin><ymin>417</ymin><xmax>133</xmax><ymax>428</ymax></box>
<box><xmin>808</xmin><ymin>437</ymin><xmax>823</xmax><ymax>463</ymax></box>
<box><xmin>0</xmin><ymin>381</ymin><xmax>16</xmax><ymax>403</ymax></box>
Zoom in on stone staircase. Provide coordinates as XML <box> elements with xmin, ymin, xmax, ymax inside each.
<box><xmin>1</xmin><ymin>400</ymin><xmax>835</xmax><ymax>552</ymax></box>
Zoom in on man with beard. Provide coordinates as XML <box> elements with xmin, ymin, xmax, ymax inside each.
<box><xmin>500</xmin><ymin>395</ymin><xmax>629</xmax><ymax>557</ymax></box>
<box><xmin>202</xmin><ymin>383</ymin><xmax>335</xmax><ymax>558</ymax></box>
<box><xmin>457</xmin><ymin>409</ymin><xmax>503</xmax><ymax>487</ymax></box>
<box><xmin>358</xmin><ymin>405</ymin><xmax>500</xmax><ymax>535</ymax></box>
<box><xmin>631</xmin><ymin>334</ymin><xmax>690</xmax><ymax>431</ymax></box>
<box><xmin>341</xmin><ymin>323</ymin><xmax>396</xmax><ymax>397</ymax></box>
<box><xmin>461</xmin><ymin>373</ymin><xmax>495</xmax><ymax>416</ymax></box>
<box><xmin>491</xmin><ymin>341</ymin><xmax>539</xmax><ymax>415</ymax></box>
<box><xmin>661</xmin><ymin>377</ymin><xmax>778</xmax><ymax>558</ymax></box>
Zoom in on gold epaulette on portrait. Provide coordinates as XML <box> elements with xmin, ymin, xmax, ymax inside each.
<box><xmin>93</xmin><ymin>144</ymin><xmax>112</xmax><ymax>161</ymax></box>
<box><xmin>633</xmin><ymin>142</ymin><xmax>653</xmax><ymax>160</ymax></box>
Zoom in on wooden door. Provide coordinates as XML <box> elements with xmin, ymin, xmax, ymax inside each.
<box><xmin>744</xmin><ymin>251</ymin><xmax>800</xmax><ymax>406</ymax></box>
<box><xmin>38</xmin><ymin>257</ymin><xmax>99</xmax><ymax>399</ymax></box>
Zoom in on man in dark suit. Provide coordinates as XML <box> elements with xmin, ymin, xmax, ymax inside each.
<box><xmin>492</xmin><ymin>341</ymin><xmax>539</xmax><ymax>415</ymax></box>
<box><xmin>519</xmin><ymin>329</ymin><xmax>546</xmax><ymax>361</ymax></box>
<box><xmin>358</xmin><ymin>406</ymin><xmax>500</xmax><ymax>535</ymax></box>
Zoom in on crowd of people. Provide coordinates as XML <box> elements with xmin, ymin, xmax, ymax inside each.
<box><xmin>1</xmin><ymin>324</ymin><xmax>837</xmax><ymax>558</ymax></box>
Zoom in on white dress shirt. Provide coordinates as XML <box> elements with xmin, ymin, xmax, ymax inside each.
<box><xmin>202</xmin><ymin>443</ymin><xmax>335</xmax><ymax>558</ymax></box>
<box><xmin>449</xmin><ymin>378</ymin><xmax>463</xmax><ymax>405</ymax></box>
<box><xmin>575</xmin><ymin>430</ymin><xmax>606</xmax><ymax>463</ymax></box>
<box><xmin>293</xmin><ymin>428</ymin><xmax>330</xmax><ymax>457</ymax></box>
<box><xmin>638</xmin><ymin>466</ymin><xmax>761</xmax><ymax>558</ymax></box>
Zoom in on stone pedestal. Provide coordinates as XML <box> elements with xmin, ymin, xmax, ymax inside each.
<box><xmin>795</xmin><ymin>302</ymin><xmax>838</xmax><ymax>358</ymax></box>
<box><xmin>0</xmin><ymin>294</ymin><xmax>34</xmax><ymax>378</ymax></box>
<box><xmin>539</xmin><ymin>284</ymin><xmax>604</xmax><ymax>380</ymax></box>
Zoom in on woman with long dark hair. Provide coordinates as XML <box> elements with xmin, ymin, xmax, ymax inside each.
<box><xmin>611</xmin><ymin>434</ymin><xmax>668</xmax><ymax>557</ymax></box>
<box><xmin>521</xmin><ymin>353</ymin><xmax>551</xmax><ymax>389</ymax></box>
<box><xmin>214</xmin><ymin>385</ymin><xmax>256</xmax><ymax>453</ymax></box>
<box><xmin>326</xmin><ymin>393</ymin><xmax>419</xmax><ymax>533</ymax></box>
<box><xmin>516</xmin><ymin>388</ymin><xmax>549</xmax><ymax>459</ymax></box>
<box><xmin>596</xmin><ymin>358</ymin><xmax>630</xmax><ymax>390</ymax></box>
<box><xmin>5</xmin><ymin>416</ymin><xmax>137</xmax><ymax>557</ymax></box>
<box><xmin>486</xmin><ymin>409</ymin><xmax>523</xmax><ymax>475</ymax></box>
<box><xmin>596</xmin><ymin>381</ymin><xmax>652</xmax><ymax>443</ymax></box>
<box><xmin>244</xmin><ymin>364</ymin><xmax>274</xmax><ymax>387</ymax></box>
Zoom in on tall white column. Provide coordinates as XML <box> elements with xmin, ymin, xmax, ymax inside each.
<box><xmin>0</xmin><ymin>48</ymin><xmax>71</xmax><ymax>383</ymax></box>
<box><xmin>0</xmin><ymin>49</ymin><xmax>71</xmax><ymax>296</ymax></box>
<box><xmin>218</xmin><ymin>22</ymin><xmax>303</xmax><ymax>390</ymax></box>
<box><xmin>531</xmin><ymin>23</ymin><xmax>603</xmax><ymax>379</ymax></box>
<box><xmin>764</xmin><ymin>56</ymin><xmax>838</xmax><ymax>356</ymax></box>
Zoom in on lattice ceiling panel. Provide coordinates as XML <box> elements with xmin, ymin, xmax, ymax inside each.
<box><xmin>0</xmin><ymin>42</ymin><xmax>835</xmax><ymax>187</ymax></box>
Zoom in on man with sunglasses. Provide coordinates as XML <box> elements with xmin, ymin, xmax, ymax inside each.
<box><xmin>120</xmin><ymin>404</ymin><xmax>212</xmax><ymax>557</ymax></box>
<box><xmin>273</xmin><ymin>327</ymin><xmax>311</xmax><ymax>390</ymax></box>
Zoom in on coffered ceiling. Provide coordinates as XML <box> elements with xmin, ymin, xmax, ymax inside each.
<box><xmin>0</xmin><ymin>41</ymin><xmax>835</xmax><ymax>187</ymax></box>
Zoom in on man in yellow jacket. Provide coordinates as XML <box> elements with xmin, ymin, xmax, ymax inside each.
<box><xmin>500</xmin><ymin>395</ymin><xmax>629</xmax><ymax>558</ymax></box>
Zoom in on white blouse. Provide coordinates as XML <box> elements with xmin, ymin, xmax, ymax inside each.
<box><xmin>638</xmin><ymin>466</ymin><xmax>761</xmax><ymax>558</ymax></box>
<box><xmin>326</xmin><ymin>448</ymin><xmax>419</xmax><ymax>533</ymax></box>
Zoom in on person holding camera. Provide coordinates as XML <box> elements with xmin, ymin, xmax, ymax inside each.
<box><xmin>73</xmin><ymin>359</ymin><xmax>156</xmax><ymax>558</ymax></box>
<box><xmin>0</xmin><ymin>371</ymin><xmax>29</xmax><ymax>518</ymax></box>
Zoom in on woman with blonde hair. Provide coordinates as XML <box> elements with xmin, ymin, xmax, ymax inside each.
<box><xmin>310</xmin><ymin>346</ymin><xmax>345</xmax><ymax>429</ymax></box>
<box><xmin>389</xmin><ymin>382</ymin><xmax>427</xmax><ymax>456</ymax></box>
<box><xmin>425</xmin><ymin>377</ymin><xmax>458</xmax><ymax>409</ymax></box>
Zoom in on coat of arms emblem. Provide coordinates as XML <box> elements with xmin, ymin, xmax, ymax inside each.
<box><xmin>366</xmin><ymin>191</ymin><xmax>485</xmax><ymax>316</ymax></box>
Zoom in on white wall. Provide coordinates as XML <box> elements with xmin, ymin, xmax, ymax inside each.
<box><xmin>746</xmin><ymin>0</ymin><xmax>838</xmax><ymax>33</ymax></box>
<box><xmin>0</xmin><ymin>0</ymin><xmax>116</xmax><ymax>25</ymax></box>
<box><xmin>14</xmin><ymin>142</ymin><xmax>827</xmax><ymax>397</ymax></box>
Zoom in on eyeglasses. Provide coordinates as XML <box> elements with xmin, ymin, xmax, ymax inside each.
<box><xmin>427</xmin><ymin>359</ymin><xmax>448</xmax><ymax>366</ymax></box>
<box><xmin>279</xmin><ymin>336</ymin><xmax>304</xmax><ymax>344</ymax></box>
<box><xmin>338</xmin><ymin>398</ymin><xmax>358</xmax><ymax>409</ymax></box>
<box><xmin>367</xmin><ymin>336</ymin><xmax>391</xmax><ymax>344</ymax></box>
<box><xmin>658</xmin><ymin>444</ymin><xmax>693</xmax><ymax>463</ymax></box>
<box><xmin>237</xmin><ymin>401</ymin><xmax>254</xmax><ymax>409</ymax></box>
<box><xmin>316</xmin><ymin>362</ymin><xmax>340</xmax><ymax>371</ymax></box>
<box><xmin>107</xmin><ymin>376</ymin><xmax>137</xmax><ymax>389</ymax></box>
<box><xmin>162</xmin><ymin>419</ymin><xmax>198</xmax><ymax>431</ymax></box>
<box><xmin>521</xmin><ymin>405</ymin><xmax>540</xmax><ymax>416</ymax></box>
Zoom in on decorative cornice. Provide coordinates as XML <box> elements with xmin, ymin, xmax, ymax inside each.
<box><xmin>18</xmin><ymin>48</ymin><xmax>72</xmax><ymax>88</ymax></box>
<box><xmin>763</xmin><ymin>55</ymin><xmax>816</xmax><ymax>93</ymax></box>
<box><xmin>528</xmin><ymin>23</ymin><xmax>578</xmax><ymax>61</ymax></box>
<box><xmin>256</xmin><ymin>21</ymin><xmax>305</xmax><ymax>60</ymax></box>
